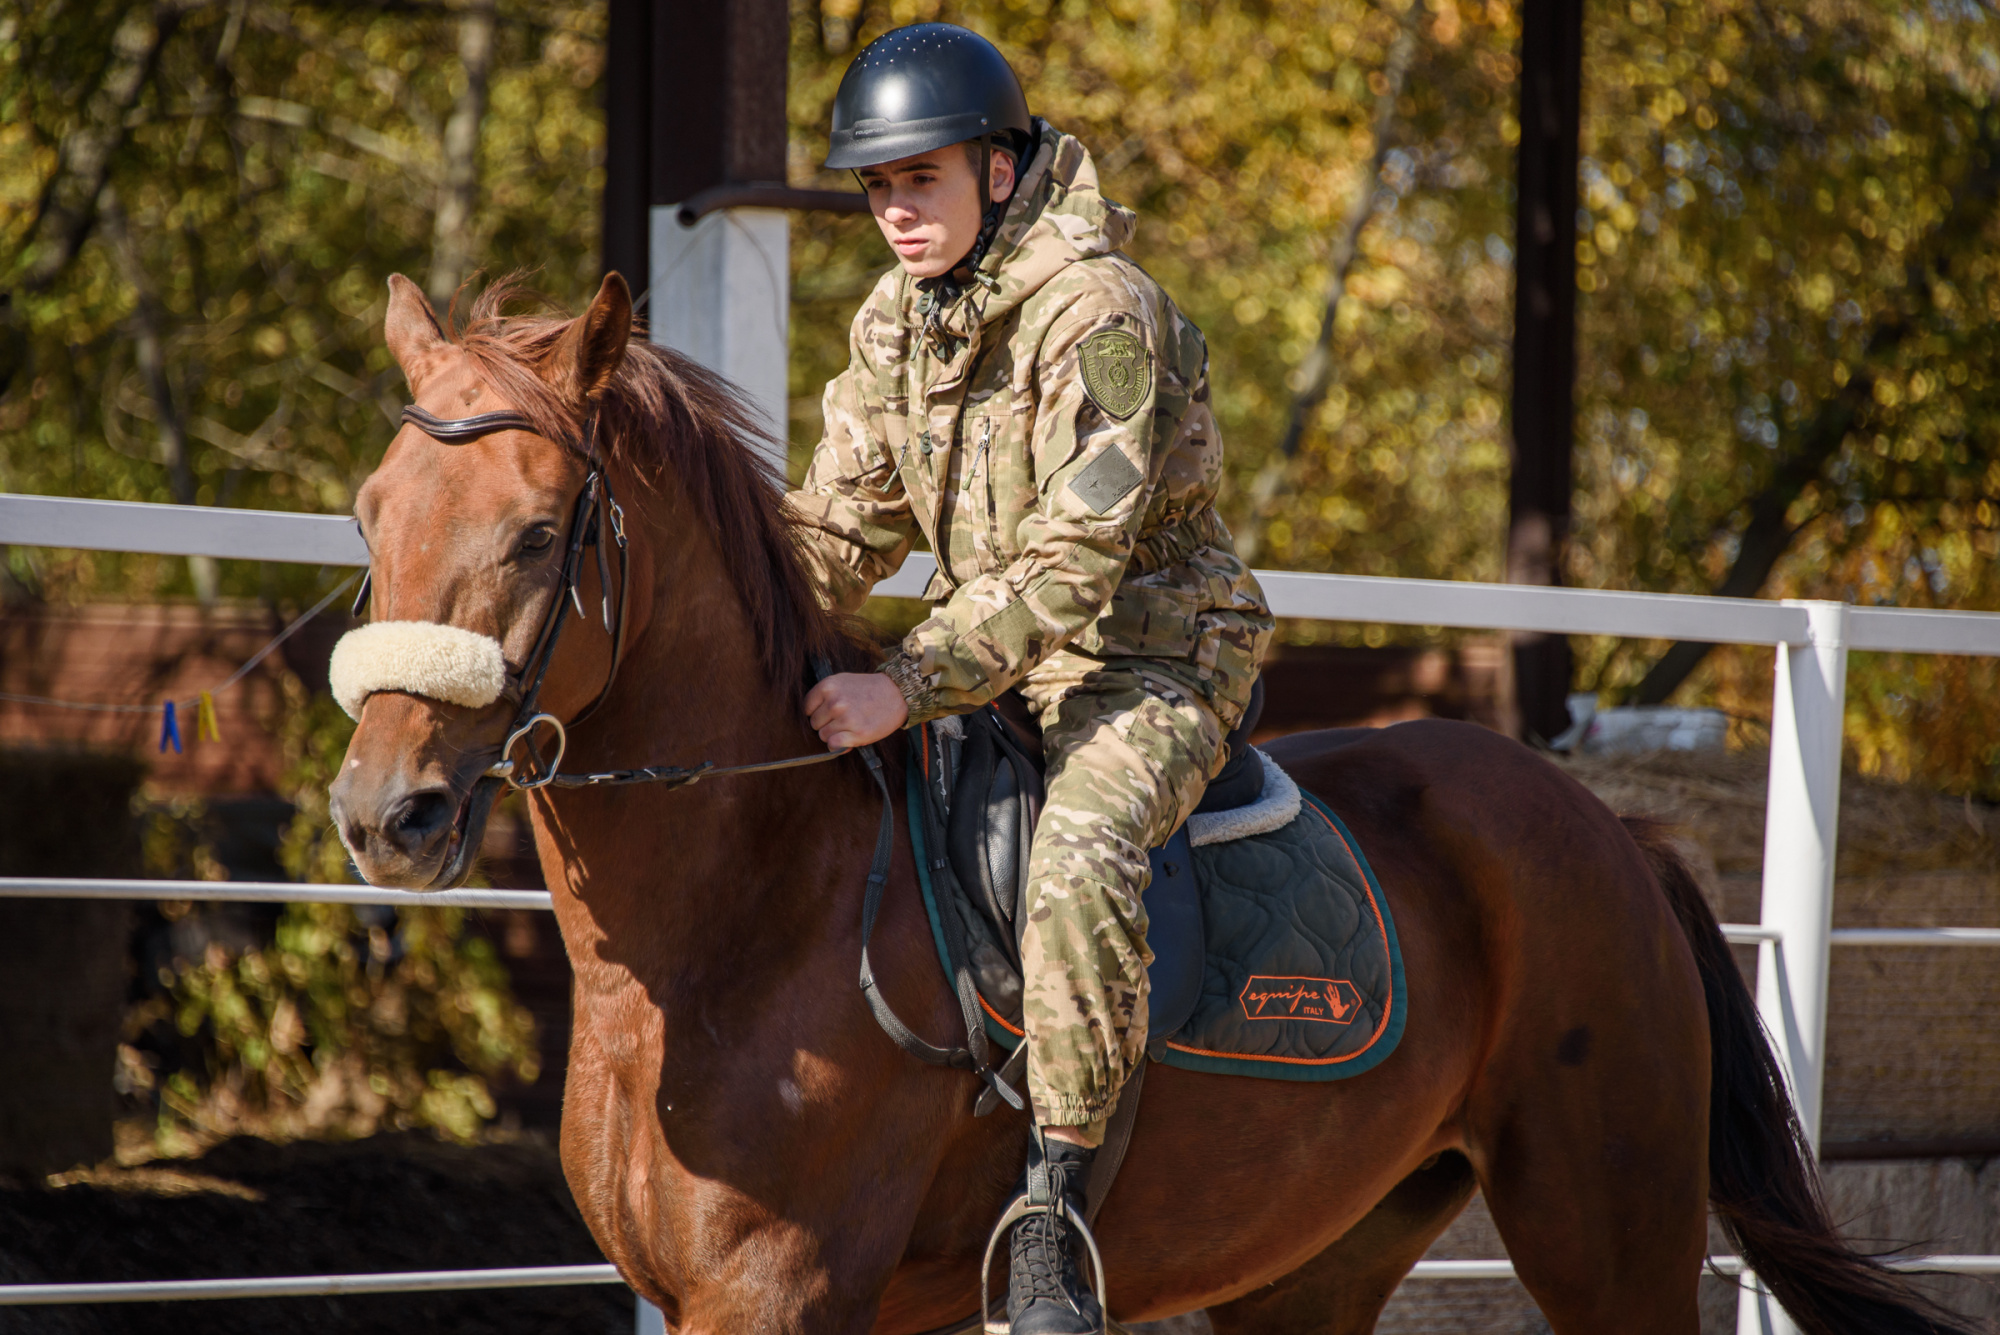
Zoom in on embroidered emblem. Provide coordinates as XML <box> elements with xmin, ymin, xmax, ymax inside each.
<box><xmin>1076</xmin><ymin>328</ymin><xmax>1150</xmax><ymax>420</ymax></box>
<box><xmin>1239</xmin><ymin>976</ymin><xmax>1363</xmax><ymax>1025</ymax></box>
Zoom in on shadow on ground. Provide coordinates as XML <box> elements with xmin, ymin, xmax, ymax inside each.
<box><xmin>0</xmin><ymin>1133</ymin><xmax>630</xmax><ymax>1335</ymax></box>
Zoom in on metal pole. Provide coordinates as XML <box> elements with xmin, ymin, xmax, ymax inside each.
<box><xmin>637</xmin><ymin>1297</ymin><xmax>667</xmax><ymax>1334</ymax></box>
<box><xmin>1738</xmin><ymin>599</ymin><xmax>1848</xmax><ymax>1335</ymax></box>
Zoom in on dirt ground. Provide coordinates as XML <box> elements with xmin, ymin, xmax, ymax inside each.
<box><xmin>0</xmin><ymin>1133</ymin><xmax>632</xmax><ymax>1335</ymax></box>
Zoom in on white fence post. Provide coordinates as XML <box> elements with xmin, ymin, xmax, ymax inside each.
<box><xmin>1738</xmin><ymin>599</ymin><xmax>1848</xmax><ymax>1335</ymax></box>
<box><xmin>637</xmin><ymin>1297</ymin><xmax>666</xmax><ymax>1334</ymax></box>
<box><xmin>649</xmin><ymin>205</ymin><xmax>792</xmax><ymax>478</ymax></box>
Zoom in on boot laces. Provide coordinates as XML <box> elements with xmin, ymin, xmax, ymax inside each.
<box><xmin>1012</xmin><ymin>1211</ymin><xmax>1083</xmax><ymax>1310</ymax></box>
<box><xmin>1012</xmin><ymin>1159</ymin><xmax>1085</xmax><ymax>1312</ymax></box>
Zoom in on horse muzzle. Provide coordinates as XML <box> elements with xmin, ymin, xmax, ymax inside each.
<box><xmin>329</xmin><ymin>621</ymin><xmax>515</xmax><ymax>890</ymax></box>
<box><xmin>331</xmin><ymin>754</ymin><xmax>504</xmax><ymax>892</ymax></box>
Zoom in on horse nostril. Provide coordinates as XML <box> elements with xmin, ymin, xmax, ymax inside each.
<box><xmin>385</xmin><ymin>789</ymin><xmax>455</xmax><ymax>854</ymax></box>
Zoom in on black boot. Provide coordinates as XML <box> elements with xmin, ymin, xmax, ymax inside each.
<box><xmin>1005</xmin><ymin>1134</ymin><xmax>1104</xmax><ymax>1335</ymax></box>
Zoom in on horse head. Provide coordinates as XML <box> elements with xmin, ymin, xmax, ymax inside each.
<box><xmin>330</xmin><ymin>272</ymin><xmax>634</xmax><ymax>889</ymax></box>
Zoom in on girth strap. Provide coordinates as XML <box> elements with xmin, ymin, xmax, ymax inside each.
<box><xmin>1083</xmin><ymin>1060</ymin><xmax>1145</xmax><ymax>1227</ymax></box>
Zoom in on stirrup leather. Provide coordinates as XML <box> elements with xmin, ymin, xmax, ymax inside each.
<box><xmin>979</xmin><ymin>1194</ymin><xmax>1109</xmax><ymax>1335</ymax></box>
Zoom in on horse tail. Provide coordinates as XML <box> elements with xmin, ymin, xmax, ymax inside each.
<box><xmin>1623</xmin><ymin>816</ymin><xmax>1974</xmax><ymax>1335</ymax></box>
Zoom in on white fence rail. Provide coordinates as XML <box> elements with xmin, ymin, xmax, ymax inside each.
<box><xmin>3</xmin><ymin>494</ymin><xmax>1999</xmax><ymax>1334</ymax></box>
<box><xmin>8</xmin><ymin>877</ymin><xmax>1996</xmax><ymax>949</ymax></box>
<box><xmin>0</xmin><ymin>877</ymin><xmax>551</xmax><ymax>911</ymax></box>
<box><xmin>0</xmin><ymin>1265</ymin><xmax>626</xmax><ymax>1306</ymax></box>
<box><xmin>0</xmin><ymin>495</ymin><xmax>369</xmax><ymax>566</ymax></box>
<box><xmin>10</xmin><ymin>1254</ymin><xmax>1998</xmax><ymax>1309</ymax></box>
<box><xmin>33</xmin><ymin>490</ymin><xmax>2000</xmax><ymax>650</ymax></box>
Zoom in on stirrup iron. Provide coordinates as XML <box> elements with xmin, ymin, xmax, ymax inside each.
<box><xmin>978</xmin><ymin>1194</ymin><xmax>1108</xmax><ymax>1335</ymax></box>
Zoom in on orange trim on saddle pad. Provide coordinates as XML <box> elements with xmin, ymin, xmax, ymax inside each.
<box><xmin>979</xmin><ymin>993</ymin><xmax>1025</xmax><ymax>1039</ymax></box>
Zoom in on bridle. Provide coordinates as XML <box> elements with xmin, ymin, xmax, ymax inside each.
<box><xmin>366</xmin><ymin>402</ymin><xmax>632</xmax><ymax>791</ymax></box>
<box><xmin>364</xmin><ymin>399</ymin><xmax>1025</xmax><ymax>1113</ymax></box>
<box><xmin>369</xmin><ymin>401</ymin><xmax>855</xmax><ymax>793</ymax></box>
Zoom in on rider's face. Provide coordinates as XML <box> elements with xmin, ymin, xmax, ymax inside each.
<box><xmin>861</xmin><ymin>145</ymin><xmax>1016</xmax><ymax>279</ymax></box>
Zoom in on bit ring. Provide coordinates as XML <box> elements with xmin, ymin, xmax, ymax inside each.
<box><xmin>488</xmin><ymin>713</ymin><xmax>566</xmax><ymax>790</ymax></box>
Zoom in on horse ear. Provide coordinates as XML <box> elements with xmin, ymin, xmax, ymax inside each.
<box><xmin>553</xmin><ymin>272</ymin><xmax>632</xmax><ymax>403</ymax></box>
<box><xmin>384</xmin><ymin>274</ymin><xmax>450</xmax><ymax>392</ymax></box>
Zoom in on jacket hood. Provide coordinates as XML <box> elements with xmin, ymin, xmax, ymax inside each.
<box><xmin>918</xmin><ymin>120</ymin><xmax>1137</xmax><ymax>342</ymax></box>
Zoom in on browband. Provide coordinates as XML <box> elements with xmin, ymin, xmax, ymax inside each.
<box><xmin>401</xmin><ymin>405</ymin><xmax>541</xmax><ymax>444</ymax></box>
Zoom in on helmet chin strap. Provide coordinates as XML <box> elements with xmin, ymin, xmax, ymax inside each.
<box><xmin>886</xmin><ymin>133</ymin><xmax>1022</xmax><ymax>344</ymax></box>
<box><xmin>949</xmin><ymin>135</ymin><xmax>1006</xmax><ymax>283</ymax></box>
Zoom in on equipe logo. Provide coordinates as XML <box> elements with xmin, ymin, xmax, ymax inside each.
<box><xmin>1239</xmin><ymin>976</ymin><xmax>1364</xmax><ymax>1024</ymax></box>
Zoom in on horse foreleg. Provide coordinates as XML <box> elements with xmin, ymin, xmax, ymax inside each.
<box><xmin>1203</xmin><ymin>1153</ymin><xmax>1477</xmax><ymax>1335</ymax></box>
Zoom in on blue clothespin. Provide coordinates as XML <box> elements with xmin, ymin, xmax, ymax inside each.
<box><xmin>159</xmin><ymin>700</ymin><xmax>182</xmax><ymax>754</ymax></box>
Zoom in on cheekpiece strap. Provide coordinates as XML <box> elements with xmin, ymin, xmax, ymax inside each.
<box><xmin>400</xmin><ymin>405</ymin><xmax>541</xmax><ymax>444</ymax></box>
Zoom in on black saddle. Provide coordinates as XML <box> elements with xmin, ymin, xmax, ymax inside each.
<box><xmin>914</xmin><ymin>679</ymin><xmax>1266</xmax><ymax>1048</ymax></box>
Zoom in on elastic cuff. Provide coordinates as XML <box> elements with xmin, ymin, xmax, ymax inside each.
<box><xmin>1032</xmin><ymin>1093</ymin><xmax>1114</xmax><ymax>1124</ymax></box>
<box><xmin>877</xmin><ymin>650</ymin><xmax>945</xmax><ymax>726</ymax></box>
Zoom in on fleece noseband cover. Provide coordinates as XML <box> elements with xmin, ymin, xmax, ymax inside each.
<box><xmin>329</xmin><ymin>621</ymin><xmax>507</xmax><ymax>720</ymax></box>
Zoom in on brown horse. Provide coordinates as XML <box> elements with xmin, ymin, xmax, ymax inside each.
<box><xmin>329</xmin><ymin>272</ymin><xmax>1968</xmax><ymax>1335</ymax></box>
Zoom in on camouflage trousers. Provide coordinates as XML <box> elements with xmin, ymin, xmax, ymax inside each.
<box><xmin>1014</xmin><ymin>655</ymin><xmax>1228</xmax><ymax>1142</ymax></box>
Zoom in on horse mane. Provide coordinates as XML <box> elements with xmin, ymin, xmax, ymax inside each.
<box><xmin>445</xmin><ymin>276</ymin><xmax>874</xmax><ymax>696</ymax></box>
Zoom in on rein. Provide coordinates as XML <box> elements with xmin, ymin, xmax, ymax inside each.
<box><xmin>378</xmin><ymin>402</ymin><xmax>1024</xmax><ymax>1114</ymax></box>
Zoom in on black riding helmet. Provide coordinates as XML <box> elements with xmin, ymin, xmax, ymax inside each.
<box><xmin>824</xmin><ymin>23</ymin><xmax>1032</xmax><ymax>171</ymax></box>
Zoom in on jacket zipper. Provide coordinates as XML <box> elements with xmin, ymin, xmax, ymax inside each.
<box><xmin>976</xmin><ymin>416</ymin><xmax>1001</xmax><ymax>558</ymax></box>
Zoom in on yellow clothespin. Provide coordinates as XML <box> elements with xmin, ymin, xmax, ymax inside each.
<box><xmin>197</xmin><ymin>690</ymin><xmax>221</xmax><ymax>743</ymax></box>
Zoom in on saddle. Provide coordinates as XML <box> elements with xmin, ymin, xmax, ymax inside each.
<box><xmin>908</xmin><ymin>676</ymin><xmax>1404</xmax><ymax>1102</ymax></box>
<box><xmin>913</xmin><ymin>679</ymin><xmax>1269</xmax><ymax>1072</ymax></box>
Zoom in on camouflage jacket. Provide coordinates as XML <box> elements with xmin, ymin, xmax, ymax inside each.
<box><xmin>786</xmin><ymin>121</ymin><xmax>1271</xmax><ymax>727</ymax></box>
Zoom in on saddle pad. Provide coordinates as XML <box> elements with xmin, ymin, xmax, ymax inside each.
<box><xmin>1154</xmin><ymin>791</ymin><xmax>1406</xmax><ymax>1081</ymax></box>
<box><xmin>905</xmin><ymin>765</ymin><xmax>1406</xmax><ymax>1084</ymax></box>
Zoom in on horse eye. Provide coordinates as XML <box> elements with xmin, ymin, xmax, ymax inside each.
<box><xmin>518</xmin><ymin>524</ymin><xmax>557</xmax><ymax>555</ymax></box>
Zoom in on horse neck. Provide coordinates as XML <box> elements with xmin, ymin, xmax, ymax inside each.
<box><xmin>529</xmin><ymin>469</ymin><xmax>868</xmax><ymax>982</ymax></box>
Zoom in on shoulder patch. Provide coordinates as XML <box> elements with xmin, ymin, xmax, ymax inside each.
<box><xmin>1077</xmin><ymin>328</ymin><xmax>1151</xmax><ymax>420</ymax></box>
<box><xmin>1067</xmin><ymin>446</ymin><xmax>1144</xmax><ymax>516</ymax></box>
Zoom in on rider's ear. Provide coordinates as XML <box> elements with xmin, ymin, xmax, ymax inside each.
<box><xmin>384</xmin><ymin>274</ymin><xmax>450</xmax><ymax>392</ymax></box>
<box><xmin>991</xmin><ymin>150</ymin><xmax>1016</xmax><ymax>204</ymax></box>
<box><xmin>553</xmin><ymin>272</ymin><xmax>632</xmax><ymax>404</ymax></box>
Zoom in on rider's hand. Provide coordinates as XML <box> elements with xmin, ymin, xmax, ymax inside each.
<box><xmin>805</xmin><ymin>672</ymin><xmax>910</xmax><ymax>750</ymax></box>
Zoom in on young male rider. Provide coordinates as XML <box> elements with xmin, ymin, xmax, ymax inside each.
<box><xmin>788</xmin><ymin>24</ymin><xmax>1272</xmax><ymax>1334</ymax></box>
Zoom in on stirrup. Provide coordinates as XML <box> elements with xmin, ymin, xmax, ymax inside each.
<box><xmin>978</xmin><ymin>1193</ymin><xmax>1109</xmax><ymax>1335</ymax></box>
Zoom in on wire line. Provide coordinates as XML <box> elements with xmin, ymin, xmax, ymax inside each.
<box><xmin>0</xmin><ymin>572</ymin><xmax>359</xmax><ymax>714</ymax></box>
